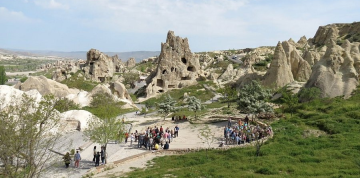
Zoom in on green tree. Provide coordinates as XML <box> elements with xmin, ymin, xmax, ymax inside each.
<box><xmin>84</xmin><ymin>92</ymin><xmax>126</xmax><ymax>164</ymax></box>
<box><xmin>280</xmin><ymin>90</ymin><xmax>299</xmax><ymax>116</ymax></box>
<box><xmin>237</xmin><ymin>81</ymin><xmax>273</xmax><ymax>121</ymax></box>
<box><xmin>187</xmin><ymin>96</ymin><xmax>203</xmax><ymax>120</ymax></box>
<box><xmin>122</xmin><ymin>72</ymin><xmax>139</xmax><ymax>89</ymax></box>
<box><xmin>298</xmin><ymin>87</ymin><xmax>321</xmax><ymax>103</ymax></box>
<box><xmin>0</xmin><ymin>65</ymin><xmax>7</xmax><ymax>85</ymax></box>
<box><xmin>158</xmin><ymin>95</ymin><xmax>177</xmax><ymax>120</ymax></box>
<box><xmin>0</xmin><ymin>94</ymin><xmax>63</xmax><ymax>178</ymax></box>
<box><xmin>218</xmin><ymin>85</ymin><xmax>237</xmax><ymax>108</ymax></box>
<box><xmin>54</xmin><ymin>97</ymin><xmax>80</xmax><ymax>113</ymax></box>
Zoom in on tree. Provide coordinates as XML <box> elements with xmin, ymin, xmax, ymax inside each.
<box><xmin>84</xmin><ymin>92</ymin><xmax>126</xmax><ymax>164</ymax></box>
<box><xmin>187</xmin><ymin>96</ymin><xmax>203</xmax><ymax>120</ymax></box>
<box><xmin>158</xmin><ymin>95</ymin><xmax>177</xmax><ymax>120</ymax></box>
<box><xmin>198</xmin><ymin>125</ymin><xmax>216</xmax><ymax>159</ymax></box>
<box><xmin>280</xmin><ymin>90</ymin><xmax>299</xmax><ymax>116</ymax></box>
<box><xmin>54</xmin><ymin>97</ymin><xmax>80</xmax><ymax>113</ymax></box>
<box><xmin>0</xmin><ymin>94</ymin><xmax>63</xmax><ymax>178</ymax></box>
<box><xmin>237</xmin><ymin>81</ymin><xmax>273</xmax><ymax>121</ymax></box>
<box><xmin>255</xmin><ymin>137</ymin><xmax>264</xmax><ymax>157</ymax></box>
<box><xmin>218</xmin><ymin>85</ymin><xmax>237</xmax><ymax>108</ymax></box>
<box><xmin>298</xmin><ymin>87</ymin><xmax>321</xmax><ymax>103</ymax></box>
<box><xmin>122</xmin><ymin>72</ymin><xmax>139</xmax><ymax>89</ymax></box>
<box><xmin>0</xmin><ymin>65</ymin><xmax>7</xmax><ymax>85</ymax></box>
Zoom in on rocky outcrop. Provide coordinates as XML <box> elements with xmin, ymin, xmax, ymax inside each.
<box><xmin>21</xmin><ymin>76</ymin><xmax>80</xmax><ymax>98</ymax></box>
<box><xmin>218</xmin><ymin>64</ymin><xmax>236</xmax><ymax>81</ymax></box>
<box><xmin>305</xmin><ymin>40</ymin><xmax>359</xmax><ymax>98</ymax></box>
<box><xmin>263</xmin><ymin>42</ymin><xmax>294</xmax><ymax>88</ymax></box>
<box><xmin>302</xmin><ymin>50</ymin><xmax>321</xmax><ymax>66</ymax></box>
<box><xmin>126</xmin><ymin>57</ymin><xmax>136</xmax><ymax>68</ymax></box>
<box><xmin>145</xmin><ymin>31</ymin><xmax>200</xmax><ymax>97</ymax></box>
<box><xmin>113</xmin><ymin>81</ymin><xmax>133</xmax><ymax>103</ymax></box>
<box><xmin>312</xmin><ymin>22</ymin><xmax>360</xmax><ymax>46</ymax></box>
<box><xmin>297</xmin><ymin>36</ymin><xmax>308</xmax><ymax>47</ymax></box>
<box><xmin>83</xmin><ymin>49</ymin><xmax>120</xmax><ymax>82</ymax></box>
<box><xmin>282</xmin><ymin>41</ymin><xmax>312</xmax><ymax>82</ymax></box>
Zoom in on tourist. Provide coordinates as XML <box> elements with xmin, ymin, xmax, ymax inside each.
<box><xmin>154</xmin><ymin>143</ymin><xmax>159</xmax><ymax>150</ymax></box>
<box><xmin>174</xmin><ymin>125</ymin><xmax>179</xmax><ymax>137</ymax></box>
<box><xmin>138</xmin><ymin>133</ymin><xmax>144</xmax><ymax>148</ymax></box>
<box><xmin>125</xmin><ymin>132</ymin><xmax>129</xmax><ymax>143</ymax></box>
<box><xmin>228</xmin><ymin>117</ymin><xmax>232</xmax><ymax>127</ymax></box>
<box><xmin>74</xmin><ymin>151</ymin><xmax>81</xmax><ymax>168</ymax></box>
<box><xmin>245</xmin><ymin>115</ymin><xmax>249</xmax><ymax>125</ymax></box>
<box><xmin>164</xmin><ymin>141</ymin><xmax>169</xmax><ymax>150</ymax></box>
<box><xmin>101</xmin><ymin>147</ymin><xmax>105</xmax><ymax>165</ymax></box>
<box><xmin>130</xmin><ymin>133</ymin><xmax>134</xmax><ymax>146</ymax></box>
<box><xmin>95</xmin><ymin>152</ymin><xmax>100</xmax><ymax>167</ymax></box>
<box><xmin>167</xmin><ymin>130</ymin><xmax>172</xmax><ymax>143</ymax></box>
<box><xmin>62</xmin><ymin>152</ymin><xmax>71</xmax><ymax>168</ymax></box>
<box><xmin>148</xmin><ymin>136</ymin><xmax>153</xmax><ymax>150</ymax></box>
<box><xmin>93</xmin><ymin>146</ymin><xmax>96</xmax><ymax>162</ymax></box>
<box><xmin>135</xmin><ymin>130</ymin><xmax>139</xmax><ymax>142</ymax></box>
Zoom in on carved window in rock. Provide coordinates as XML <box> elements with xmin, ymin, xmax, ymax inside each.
<box><xmin>187</xmin><ymin>66</ymin><xmax>195</xmax><ymax>72</ymax></box>
<box><xmin>157</xmin><ymin>79</ymin><xmax>164</xmax><ymax>87</ymax></box>
<box><xmin>181</xmin><ymin>58</ymin><xmax>187</xmax><ymax>64</ymax></box>
<box><xmin>181</xmin><ymin>76</ymin><xmax>191</xmax><ymax>80</ymax></box>
<box><xmin>162</xmin><ymin>69</ymin><xmax>168</xmax><ymax>74</ymax></box>
<box><xmin>171</xmin><ymin>67</ymin><xmax>175</xmax><ymax>72</ymax></box>
<box><xmin>98</xmin><ymin>77</ymin><xmax>105</xmax><ymax>82</ymax></box>
<box><xmin>89</xmin><ymin>62</ymin><xmax>94</xmax><ymax>75</ymax></box>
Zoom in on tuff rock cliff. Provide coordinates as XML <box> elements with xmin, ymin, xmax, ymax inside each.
<box><xmin>145</xmin><ymin>31</ymin><xmax>200</xmax><ymax>97</ymax></box>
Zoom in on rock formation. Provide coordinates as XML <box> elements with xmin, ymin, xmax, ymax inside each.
<box><xmin>312</xmin><ymin>22</ymin><xmax>360</xmax><ymax>46</ymax></box>
<box><xmin>113</xmin><ymin>81</ymin><xmax>133</xmax><ymax>103</ymax></box>
<box><xmin>145</xmin><ymin>31</ymin><xmax>200</xmax><ymax>97</ymax></box>
<box><xmin>83</xmin><ymin>49</ymin><xmax>120</xmax><ymax>82</ymax></box>
<box><xmin>263</xmin><ymin>42</ymin><xmax>294</xmax><ymax>88</ymax></box>
<box><xmin>297</xmin><ymin>36</ymin><xmax>308</xmax><ymax>47</ymax></box>
<box><xmin>126</xmin><ymin>57</ymin><xmax>136</xmax><ymax>68</ymax></box>
<box><xmin>305</xmin><ymin>39</ymin><xmax>359</xmax><ymax>98</ymax></box>
<box><xmin>21</xmin><ymin>76</ymin><xmax>80</xmax><ymax>98</ymax></box>
<box><xmin>281</xmin><ymin>41</ymin><xmax>312</xmax><ymax>82</ymax></box>
<box><xmin>218</xmin><ymin>64</ymin><xmax>241</xmax><ymax>82</ymax></box>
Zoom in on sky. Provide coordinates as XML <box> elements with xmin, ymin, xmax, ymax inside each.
<box><xmin>0</xmin><ymin>0</ymin><xmax>359</xmax><ymax>52</ymax></box>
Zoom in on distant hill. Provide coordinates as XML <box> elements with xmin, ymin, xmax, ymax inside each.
<box><xmin>2</xmin><ymin>49</ymin><xmax>160</xmax><ymax>62</ymax></box>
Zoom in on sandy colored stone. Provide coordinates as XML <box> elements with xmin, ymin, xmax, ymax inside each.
<box><xmin>263</xmin><ymin>42</ymin><xmax>294</xmax><ymax>88</ymax></box>
<box><xmin>145</xmin><ymin>31</ymin><xmax>200</xmax><ymax>97</ymax></box>
<box><xmin>305</xmin><ymin>39</ymin><xmax>359</xmax><ymax>98</ymax></box>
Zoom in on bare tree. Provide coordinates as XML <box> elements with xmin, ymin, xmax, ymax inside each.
<box><xmin>198</xmin><ymin>125</ymin><xmax>216</xmax><ymax>159</ymax></box>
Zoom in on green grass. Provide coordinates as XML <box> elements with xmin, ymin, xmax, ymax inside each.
<box><xmin>30</xmin><ymin>68</ymin><xmax>56</xmax><ymax>79</ymax></box>
<box><xmin>142</xmin><ymin>81</ymin><xmax>216</xmax><ymax>105</ymax></box>
<box><xmin>0</xmin><ymin>58</ymin><xmax>53</xmax><ymax>72</ymax></box>
<box><xmin>134</xmin><ymin>62</ymin><xmax>156</xmax><ymax>72</ymax></box>
<box><xmin>60</xmin><ymin>71</ymin><xmax>98</xmax><ymax>91</ymax></box>
<box><xmin>124</xmin><ymin>88</ymin><xmax>360</xmax><ymax>177</ymax></box>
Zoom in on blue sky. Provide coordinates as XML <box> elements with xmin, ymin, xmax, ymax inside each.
<box><xmin>0</xmin><ymin>0</ymin><xmax>359</xmax><ymax>52</ymax></box>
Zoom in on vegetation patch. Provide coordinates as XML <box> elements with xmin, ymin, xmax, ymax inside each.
<box><xmin>124</xmin><ymin>87</ymin><xmax>360</xmax><ymax>177</ymax></box>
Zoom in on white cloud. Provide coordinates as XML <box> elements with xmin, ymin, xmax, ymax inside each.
<box><xmin>34</xmin><ymin>0</ymin><xmax>69</xmax><ymax>10</ymax></box>
<box><xmin>0</xmin><ymin>6</ymin><xmax>39</xmax><ymax>23</ymax></box>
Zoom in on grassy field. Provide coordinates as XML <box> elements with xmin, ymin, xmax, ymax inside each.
<box><xmin>60</xmin><ymin>71</ymin><xmax>98</xmax><ymax>91</ymax></box>
<box><xmin>0</xmin><ymin>58</ymin><xmax>53</xmax><ymax>72</ymax></box>
<box><xmin>142</xmin><ymin>81</ymin><xmax>216</xmax><ymax>106</ymax></box>
<box><xmin>124</xmin><ymin>89</ymin><xmax>360</xmax><ymax>177</ymax></box>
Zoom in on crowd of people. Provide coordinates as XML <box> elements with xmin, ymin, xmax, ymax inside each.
<box><xmin>125</xmin><ymin>124</ymin><xmax>180</xmax><ymax>151</ymax></box>
<box><xmin>224</xmin><ymin>116</ymin><xmax>272</xmax><ymax>145</ymax></box>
